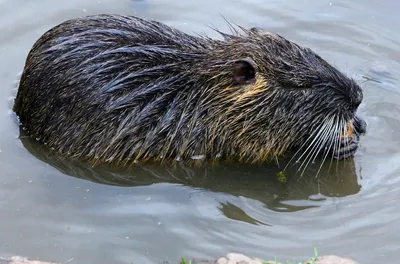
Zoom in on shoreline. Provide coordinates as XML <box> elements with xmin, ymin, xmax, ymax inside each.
<box><xmin>1</xmin><ymin>253</ymin><xmax>360</xmax><ymax>264</ymax></box>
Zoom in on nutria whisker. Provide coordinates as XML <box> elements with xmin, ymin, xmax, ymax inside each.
<box><xmin>342</xmin><ymin>120</ymin><xmax>350</xmax><ymax>162</ymax></box>
<box><xmin>298</xmin><ymin>116</ymin><xmax>334</xmax><ymax>178</ymax></box>
<box><xmin>328</xmin><ymin>116</ymin><xmax>341</xmax><ymax>172</ymax></box>
<box><xmin>12</xmin><ymin>14</ymin><xmax>366</xmax><ymax>170</ymax></box>
<box><xmin>344</xmin><ymin>119</ymin><xmax>355</xmax><ymax>160</ymax></box>
<box><xmin>314</xmin><ymin>117</ymin><xmax>339</xmax><ymax>179</ymax></box>
<box><xmin>315</xmin><ymin>117</ymin><xmax>341</xmax><ymax>177</ymax></box>
<box><xmin>297</xmin><ymin>119</ymin><xmax>331</xmax><ymax>172</ymax></box>
<box><xmin>303</xmin><ymin>118</ymin><xmax>334</xmax><ymax>174</ymax></box>
<box><xmin>338</xmin><ymin>119</ymin><xmax>347</xmax><ymax>169</ymax></box>
<box><xmin>322</xmin><ymin>116</ymin><xmax>353</xmax><ymax>177</ymax></box>
<box><xmin>284</xmin><ymin>115</ymin><xmax>330</xmax><ymax>170</ymax></box>
<box><xmin>333</xmin><ymin>119</ymin><xmax>343</xmax><ymax>173</ymax></box>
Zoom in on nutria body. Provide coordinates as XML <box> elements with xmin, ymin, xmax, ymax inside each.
<box><xmin>13</xmin><ymin>14</ymin><xmax>366</xmax><ymax>166</ymax></box>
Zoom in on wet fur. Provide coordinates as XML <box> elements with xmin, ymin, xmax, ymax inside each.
<box><xmin>13</xmin><ymin>14</ymin><xmax>364</xmax><ymax>166</ymax></box>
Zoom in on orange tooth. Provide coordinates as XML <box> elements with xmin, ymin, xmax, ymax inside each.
<box><xmin>341</xmin><ymin>122</ymin><xmax>354</xmax><ymax>139</ymax></box>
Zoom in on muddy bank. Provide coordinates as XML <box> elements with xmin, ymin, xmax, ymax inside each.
<box><xmin>173</xmin><ymin>253</ymin><xmax>359</xmax><ymax>264</ymax></box>
<box><xmin>1</xmin><ymin>253</ymin><xmax>359</xmax><ymax>264</ymax></box>
<box><xmin>0</xmin><ymin>256</ymin><xmax>58</xmax><ymax>264</ymax></box>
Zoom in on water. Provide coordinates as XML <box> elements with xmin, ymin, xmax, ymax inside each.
<box><xmin>1</xmin><ymin>0</ymin><xmax>400</xmax><ymax>263</ymax></box>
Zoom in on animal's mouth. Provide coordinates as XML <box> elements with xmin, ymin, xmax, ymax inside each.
<box><xmin>332</xmin><ymin>116</ymin><xmax>367</xmax><ymax>160</ymax></box>
<box><xmin>282</xmin><ymin>115</ymin><xmax>366</xmax><ymax>176</ymax></box>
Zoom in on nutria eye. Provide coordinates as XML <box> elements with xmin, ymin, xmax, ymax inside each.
<box><xmin>233</xmin><ymin>58</ymin><xmax>257</xmax><ymax>84</ymax></box>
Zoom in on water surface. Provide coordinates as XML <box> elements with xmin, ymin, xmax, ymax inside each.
<box><xmin>1</xmin><ymin>0</ymin><xmax>400</xmax><ymax>263</ymax></box>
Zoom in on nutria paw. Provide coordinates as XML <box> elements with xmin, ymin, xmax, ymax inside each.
<box><xmin>333</xmin><ymin>135</ymin><xmax>360</xmax><ymax>160</ymax></box>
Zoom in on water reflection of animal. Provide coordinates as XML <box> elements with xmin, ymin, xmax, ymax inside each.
<box><xmin>19</xmin><ymin>129</ymin><xmax>361</xmax><ymax>218</ymax></box>
<box><xmin>14</xmin><ymin>14</ymin><xmax>366</xmax><ymax>169</ymax></box>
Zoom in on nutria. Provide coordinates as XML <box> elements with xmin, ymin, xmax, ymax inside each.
<box><xmin>13</xmin><ymin>14</ymin><xmax>366</xmax><ymax>167</ymax></box>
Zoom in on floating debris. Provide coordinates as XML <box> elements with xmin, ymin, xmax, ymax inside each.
<box><xmin>362</xmin><ymin>75</ymin><xmax>382</xmax><ymax>83</ymax></box>
<box><xmin>276</xmin><ymin>171</ymin><xmax>287</xmax><ymax>183</ymax></box>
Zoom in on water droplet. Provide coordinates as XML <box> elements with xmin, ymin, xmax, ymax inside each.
<box><xmin>309</xmin><ymin>193</ymin><xmax>327</xmax><ymax>201</ymax></box>
<box><xmin>191</xmin><ymin>155</ymin><xmax>205</xmax><ymax>160</ymax></box>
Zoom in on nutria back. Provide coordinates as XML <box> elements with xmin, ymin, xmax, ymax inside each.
<box><xmin>13</xmin><ymin>14</ymin><xmax>365</xmax><ymax>166</ymax></box>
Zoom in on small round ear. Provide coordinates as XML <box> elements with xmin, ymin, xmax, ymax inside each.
<box><xmin>250</xmin><ymin>27</ymin><xmax>264</xmax><ymax>33</ymax></box>
<box><xmin>233</xmin><ymin>58</ymin><xmax>257</xmax><ymax>84</ymax></box>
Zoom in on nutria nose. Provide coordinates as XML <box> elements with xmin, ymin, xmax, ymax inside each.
<box><xmin>354</xmin><ymin>116</ymin><xmax>367</xmax><ymax>135</ymax></box>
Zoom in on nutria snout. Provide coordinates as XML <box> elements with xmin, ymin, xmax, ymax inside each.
<box><xmin>13</xmin><ymin>14</ymin><xmax>366</xmax><ymax>166</ymax></box>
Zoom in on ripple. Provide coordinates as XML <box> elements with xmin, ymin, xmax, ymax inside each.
<box><xmin>1</xmin><ymin>0</ymin><xmax>400</xmax><ymax>264</ymax></box>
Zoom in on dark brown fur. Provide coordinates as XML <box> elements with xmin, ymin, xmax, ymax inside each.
<box><xmin>13</xmin><ymin>14</ymin><xmax>366</xmax><ymax>166</ymax></box>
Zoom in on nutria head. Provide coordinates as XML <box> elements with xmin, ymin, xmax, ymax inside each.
<box><xmin>13</xmin><ymin>14</ymin><xmax>366</xmax><ymax>167</ymax></box>
<box><xmin>194</xmin><ymin>26</ymin><xmax>366</xmax><ymax>164</ymax></box>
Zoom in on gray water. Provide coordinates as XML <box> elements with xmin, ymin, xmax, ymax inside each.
<box><xmin>1</xmin><ymin>0</ymin><xmax>400</xmax><ymax>263</ymax></box>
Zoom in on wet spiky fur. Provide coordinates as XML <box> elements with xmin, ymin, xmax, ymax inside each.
<box><xmin>13</xmin><ymin>14</ymin><xmax>365</xmax><ymax>166</ymax></box>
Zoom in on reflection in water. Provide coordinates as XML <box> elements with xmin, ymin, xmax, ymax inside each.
<box><xmin>219</xmin><ymin>202</ymin><xmax>269</xmax><ymax>226</ymax></box>
<box><xmin>19</xmin><ymin>126</ymin><xmax>361</xmax><ymax>223</ymax></box>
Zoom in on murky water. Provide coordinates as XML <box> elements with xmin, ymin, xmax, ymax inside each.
<box><xmin>1</xmin><ymin>0</ymin><xmax>400</xmax><ymax>263</ymax></box>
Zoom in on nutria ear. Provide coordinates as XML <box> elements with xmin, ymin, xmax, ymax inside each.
<box><xmin>250</xmin><ymin>27</ymin><xmax>264</xmax><ymax>33</ymax></box>
<box><xmin>233</xmin><ymin>58</ymin><xmax>257</xmax><ymax>84</ymax></box>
